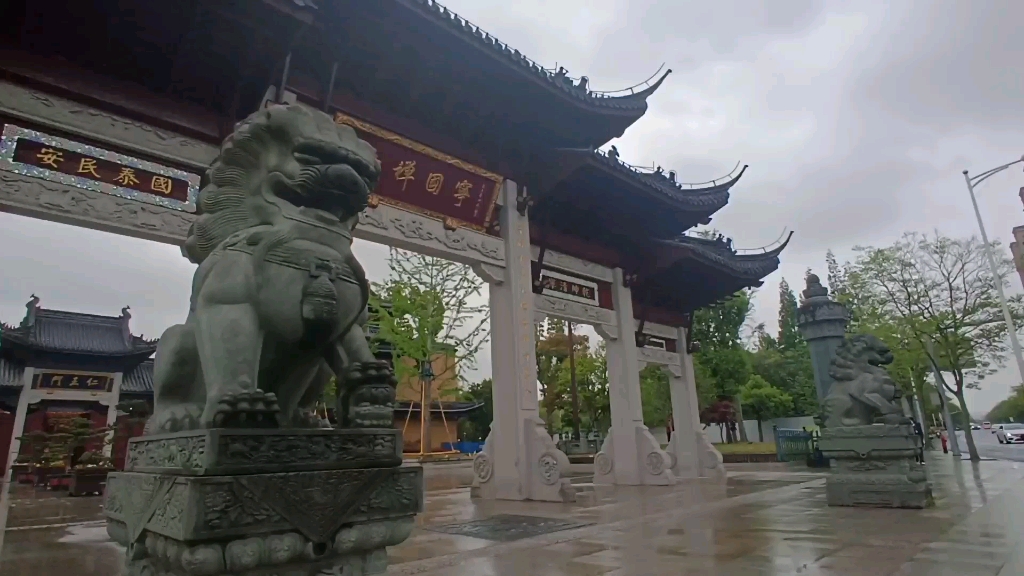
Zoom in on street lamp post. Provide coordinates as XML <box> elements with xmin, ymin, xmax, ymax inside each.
<box><xmin>963</xmin><ymin>156</ymin><xmax>1024</xmax><ymax>386</ymax></box>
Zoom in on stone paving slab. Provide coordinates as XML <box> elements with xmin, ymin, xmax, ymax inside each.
<box><xmin>2</xmin><ymin>455</ymin><xmax>1023</xmax><ymax>575</ymax></box>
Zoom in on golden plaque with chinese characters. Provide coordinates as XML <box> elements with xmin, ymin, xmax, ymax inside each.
<box><xmin>334</xmin><ymin>112</ymin><xmax>502</xmax><ymax>235</ymax></box>
<box><xmin>0</xmin><ymin>124</ymin><xmax>200</xmax><ymax>212</ymax></box>
<box><xmin>32</xmin><ymin>371</ymin><xmax>114</xmax><ymax>392</ymax></box>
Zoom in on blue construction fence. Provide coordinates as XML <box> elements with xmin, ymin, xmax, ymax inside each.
<box><xmin>441</xmin><ymin>441</ymin><xmax>484</xmax><ymax>454</ymax></box>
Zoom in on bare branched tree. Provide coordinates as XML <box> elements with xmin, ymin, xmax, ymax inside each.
<box><xmin>850</xmin><ymin>231</ymin><xmax>1024</xmax><ymax>461</ymax></box>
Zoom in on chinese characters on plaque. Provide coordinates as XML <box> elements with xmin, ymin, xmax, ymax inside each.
<box><xmin>537</xmin><ymin>269</ymin><xmax>602</xmax><ymax>307</ymax></box>
<box><xmin>33</xmin><ymin>372</ymin><xmax>114</xmax><ymax>392</ymax></box>
<box><xmin>334</xmin><ymin>113</ymin><xmax>502</xmax><ymax>234</ymax></box>
<box><xmin>13</xmin><ymin>138</ymin><xmax>191</xmax><ymax>203</ymax></box>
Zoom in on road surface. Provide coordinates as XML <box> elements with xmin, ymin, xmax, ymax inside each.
<box><xmin>947</xmin><ymin>427</ymin><xmax>1024</xmax><ymax>461</ymax></box>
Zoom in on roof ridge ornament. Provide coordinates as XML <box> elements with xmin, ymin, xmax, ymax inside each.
<box><xmin>22</xmin><ymin>294</ymin><xmax>39</xmax><ymax>328</ymax></box>
<box><xmin>416</xmin><ymin>1</ymin><xmax>667</xmax><ymax>109</ymax></box>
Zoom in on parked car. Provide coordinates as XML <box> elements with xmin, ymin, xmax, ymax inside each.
<box><xmin>996</xmin><ymin>423</ymin><xmax>1024</xmax><ymax>444</ymax></box>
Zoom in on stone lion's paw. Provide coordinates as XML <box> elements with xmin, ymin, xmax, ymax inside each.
<box><xmin>209</xmin><ymin>390</ymin><xmax>281</xmax><ymax>429</ymax></box>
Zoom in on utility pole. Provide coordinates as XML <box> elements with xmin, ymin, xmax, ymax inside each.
<box><xmin>963</xmin><ymin>157</ymin><xmax>1024</xmax><ymax>387</ymax></box>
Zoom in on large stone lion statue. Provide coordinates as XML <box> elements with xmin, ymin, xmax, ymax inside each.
<box><xmin>147</xmin><ymin>104</ymin><xmax>396</xmax><ymax>433</ymax></box>
<box><xmin>821</xmin><ymin>334</ymin><xmax>908</xmax><ymax>428</ymax></box>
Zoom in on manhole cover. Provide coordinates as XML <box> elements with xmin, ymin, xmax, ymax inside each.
<box><xmin>425</xmin><ymin>514</ymin><xmax>592</xmax><ymax>542</ymax></box>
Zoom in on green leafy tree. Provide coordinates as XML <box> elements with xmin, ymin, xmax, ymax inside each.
<box><xmin>739</xmin><ymin>375</ymin><xmax>794</xmax><ymax>442</ymax></box>
<box><xmin>847</xmin><ymin>232</ymin><xmax>1024</xmax><ymax>461</ymax></box>
<box><xmin>986</xmin><ymin>387</ymin><xmax>1024</xmax><ymax>423</ymax></box>
<box><xmin>777</xmin><ymin>278</ymin><xmax>802</xmax><ymax>352</ymax></box>
<box><xmin>640</xmin><ymin>364</ymin><xmax>672</xmax><ymax>428</ymax></box>
<box><xmin>458</xmin><ymin>378</ymin><xmax>493</xmax><ymax>442</ymax></box>
<box><xmin>748</xmin><ymin>345</ymin><xmax>816</xmax><ymax>417</ymax></box>
<box><xmin>556</xmin><ymin>342</ymin><xmax>610</xmax><ymax>433</ymax></box>
<box><xmin>370</xmin><ymin>248</ymin><xmax>490</xmax><ymax>451</ymax></box>
<box><xmin>691</xmin><ymin>291</ymin><xmax>753</xmax><ymax>441</ymax></box>
<box><xmin>535</xmin><ymin>318</ymin><xmax>589</xmax><ymax>433</ymax></box>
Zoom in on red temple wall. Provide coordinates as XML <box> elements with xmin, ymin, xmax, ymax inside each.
<box><xmin>0</xmin><ymin>410</ymin><xmax>13</xmax><ymax>472</ymax></box>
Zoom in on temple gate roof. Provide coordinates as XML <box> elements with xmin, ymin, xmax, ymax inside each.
<box><xmin>1</xmin><ymin>301</ymin><xmax>157</xmax><ymax>357</ymax></box>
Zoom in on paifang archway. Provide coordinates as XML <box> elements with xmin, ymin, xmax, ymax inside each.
<box><xmin>0</xmin><ymin>0</ymin><xmax>789</xmax><ymax>504</ymax></box>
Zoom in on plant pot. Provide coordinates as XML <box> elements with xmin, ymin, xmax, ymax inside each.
<box><xmin>11</xmin><ymin>463</ymin><xmax>32</xmax><ymax>484</ymax></box>
<box><xmin>69</xmin><ymin>467</ymin><xmax>111</xmax><ymax>497</ymax></box>
<box><xmin>33</xmin><ymin>465</ymin><xmax>66</xmax><ymax>488</ymax></box>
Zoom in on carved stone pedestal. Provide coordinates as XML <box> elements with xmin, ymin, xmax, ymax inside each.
<box><xmin>593</xmin><ymin>426</ymin><xmax>676</xmax><ymax>486</ymax></box>
<box><xmin>665</xmin><ymin>430</ymin><xmax>726</xmax><ymax>481</ymax></box>
<box><xmin>104</xmin><ymin>428</ymin><xmax>423</xmax><ymax>575</ymax></box>
<box><xmin>470</xmin><ymin>418</ymin><xmax>577</xmax><ymax>502</ymax></box>
<box><xmin>818</xmin><ymin>424</ymin><xmax>932</xmax><ymax>509</ymax></box>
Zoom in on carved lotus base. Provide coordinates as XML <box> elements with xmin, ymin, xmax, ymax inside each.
<box><xmin>104</xmin><ymin>429</ymin><xmax>423</xmax><ymax>575</ymax></box>
<box><xmin>819</xmin><ymin>425</ymin><xmax>933</xmax><ymax>509</ymax></box>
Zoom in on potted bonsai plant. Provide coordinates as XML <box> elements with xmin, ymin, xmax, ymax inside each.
<box><xmin>59</xmin><ymin>416</ymin><xmax>113</xmax><ymax>495</ymax></box>
<box><xmin>18</xmin><ymin>415</ymin><xmax>111</xmax><ymax>491</ymax></box>
<box><xmin>69</xmin><ymin>449</ymin><xmax>113</xmax><ymax>496</ymax></box>
<box><xmin>14</xmin><ymin>429</ymin><xmax>64</xmax><ymax>488</ymax></box>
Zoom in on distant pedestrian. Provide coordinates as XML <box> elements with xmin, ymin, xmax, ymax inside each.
<box><xmin>940</xmin><ymin>430</ymin><xmax>949</xmax><ymax>454</ymax></box>
<box><xmin>911</xmin><ymin>419</ymin><xmax>925</xmax><ymax>463</ymax></box>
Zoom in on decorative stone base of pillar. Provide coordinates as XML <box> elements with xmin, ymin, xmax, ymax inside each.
<box><xmin>664</xmin><ymin>431</ymin><xmax>705</xmax><ymax>479</ymax></box>
<box><xmin>104</xmin><ymin>428</ymin><xmax>423</xmax><ymax>575</ymax></box>
<box><xmin>819</xmin><ymin>424</ymin><xmax>933</xmax><ymax>509</ymax></box>
<box><xmin>694</xmin><ymin>429</ymin><xmax>727</xmax><ymax>481</ymax></box>
<box><xmin>471</xmin><ymin>418</ymin><xmax>576</xmax><ymax>502</ymax></box>
<box><xmin>593</xmin><ymin>426</ymin><xmax>676</xmax><ymax>486</ymax></box>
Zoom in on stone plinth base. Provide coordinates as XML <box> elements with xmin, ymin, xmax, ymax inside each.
<box><xmin>471</xmin><ymin>417</ymin><xmax>576</xmax><ymax>502</ymax></box>
<box><xmin>665</xmin><ymin>429</ymin><xmax>726</xmax><ymax>481</ymax></box>
<box><xmin>593</xmin><ymin>425</ymin><xmax>676</xmax><ymax>486</ymax></box>
<box><xmin>819</xmin><ymin>424</ymin><xmax>933</xmax><ymax>509</ymax></box>
<box><xmin>104</xmin><ymin>428</ymin><xmax>423</xmax><ymax>575</ymax></box>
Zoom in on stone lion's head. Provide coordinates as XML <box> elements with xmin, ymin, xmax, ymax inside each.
<box><xmin>829</xmin><ymin>334</ymin><xmax>895</xmax><ymax>382</ymax></box>
<box><xmin>183</xmin><ymin>104</ymin><xmax>381</xmax><ymax>263</ymax></box>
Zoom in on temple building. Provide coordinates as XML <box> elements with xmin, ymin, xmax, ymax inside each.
<box><xmin>0</xmin><ymin>298</ymin><xmax>156</xmax><ymax>465</ymax></box>
<box><xmin>0</xmin><ymin>1</ymin><xmax>787</xmax><ymax>501</ymax></box>
<box><xmin>0</xmin><ymin>297</ymin><xmax>481</xmax><ymax>460</ymax></box>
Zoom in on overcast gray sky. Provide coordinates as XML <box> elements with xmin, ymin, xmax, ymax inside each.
<box><xmin>2</xmin><ymin>0</ymin><xmax>1023</xmax><ymax>415</ymax></box>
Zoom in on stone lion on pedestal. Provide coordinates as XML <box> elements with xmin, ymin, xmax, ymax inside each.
<box><xmin>821</xmin><ymin>334</ymin><xmax>908</xmax><ymax>429</ymax></box>
<box><xmin>146</xmin><ymin>104</ymin><xmax>396</xmax><ymax>433</ymax></box>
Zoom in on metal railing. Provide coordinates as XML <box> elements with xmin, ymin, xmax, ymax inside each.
<box><xmin>774</xmin><ymin>427</ymin><xmax>813</xmax><ymax>462</ymax></box>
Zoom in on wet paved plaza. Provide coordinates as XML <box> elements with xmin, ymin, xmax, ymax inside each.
<box><xmin>2</xmin><ymin>454</ymin><xmax>1024</xmax><ymax>575</ymax></box>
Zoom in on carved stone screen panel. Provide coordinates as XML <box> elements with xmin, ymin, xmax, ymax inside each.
<box><xmin>0</xmin><ymin>124</ymin><xmax>200</xmax><ymax>213</ymax></box>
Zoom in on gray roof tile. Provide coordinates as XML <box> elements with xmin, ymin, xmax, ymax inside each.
<box><xmin>122</xmin><ymin>361</ymin><xmax>154</xmax><ymax>393</ymax></box>
<box><xmin>3</xmin><ymin>308</ymin><xmax>157</xmax><ymax>356</ymax></box>
<box><xmin>0</xmin><ymin>358</ymin><xmax>24</xmax><ymax>388</ymax></box>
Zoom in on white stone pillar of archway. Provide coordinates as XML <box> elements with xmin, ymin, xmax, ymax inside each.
<box><xmin>592</xmin><ymin>269</ymin><xmax>675</xmax><ymax>486</ymax></box>
<box><xmin>666</xmin><ymin>327</ymin><xmax>726</xmax><ymax>480</ymax></box>
<box><xmin>470</xmin><ymin>180</ymin><xmax>575</xmax><ymax>502</ymax></box>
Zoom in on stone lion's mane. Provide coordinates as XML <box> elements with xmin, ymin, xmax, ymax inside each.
<box><xmin>184</xmin><ymin>110</ymin><xmax>283</xmax><ymax>264</ymax></box>
<box><xmin>828</xmin><ymin>334</ymin><xmax>889</xmax><ymax>382</ymax></box>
